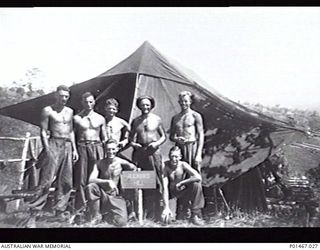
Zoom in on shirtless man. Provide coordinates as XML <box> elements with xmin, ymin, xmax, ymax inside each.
<box><xmin>28</xmin><ymin>85</ymin><xmax>78</xmax><ymax>213</ymax></box>
<box><xmin>104</xmin><ymin>98</ymin><xmax>130</xmax><ymax>150</ymax></box>
<box><xmin>85</xmin><ymin>139</ymin><xmax>137</xmax><ymax>226</ymax></box>
<box><xmin>161</xmin><ymin>146</ymin><xmax>204</xmax><ymax>225</ymax></box>
<box><xmin>104</xmin><ymin>98</ymin><xmax>136</xmax><ymax>217</ymax></box>
<box><xmin>130</xmin><ymin>96</ymin><xmax>166</xmax><ymax>220</ymax></box>
<box><xmin>170</xmin><ymin>91</ymin><xmax>204</xmax><ymax>172</ymax></box>
<box><xmin>73</xmin><ymin>92</ymin><xmax>107</xmax><ymax>212</ymax></box>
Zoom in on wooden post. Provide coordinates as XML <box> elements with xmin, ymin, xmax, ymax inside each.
<box><xmin>218</xmin><ymin>187</ymin><xmax>232</xmax><ymax>219</ymax></box>
<box><xmin>16</xmin><ymin>132</ymin><xmax>31</xmax><ymax>210</ymax></box>
<box><xmin>213</xmin><ymin>186</ymin><xmax>218</xmax><ymax>214</ymax></box>
<box><xmin>137</xmin><ymin>168</ymin><xmax>143</xmax><ymax>225</ymax></box>
<box><xmin>305</xmin><ymin>207</ymin><xmax>310</xmax><ymax>227</ymax></box>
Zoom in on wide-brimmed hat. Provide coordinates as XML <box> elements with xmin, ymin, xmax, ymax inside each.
<box><xmin>136</xmin><ymin>95</ymin><xmax>155</xmax><ymax>110</ymax></box>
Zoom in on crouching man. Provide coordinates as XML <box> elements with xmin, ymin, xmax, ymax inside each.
<box><xmin>161</xmin><ymin>146</ymin><xmax>205</xmax><ymax>226</ymax></box>
<box><xmin>84</xmin><ymin>139</ymin><xmax>137</xmax><ymax>226</ymax></box>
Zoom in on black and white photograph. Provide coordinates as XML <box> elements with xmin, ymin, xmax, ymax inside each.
<box><xmin>0</xmin><ymin>7</ymin><xmax>320</xmax><ymax>231</ymax></box>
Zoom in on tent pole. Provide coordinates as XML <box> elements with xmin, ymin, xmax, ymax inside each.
<box><xmin>128</xmin><ymin>73</ymin><xmax>140</xmax><ymax>124</ymax></box>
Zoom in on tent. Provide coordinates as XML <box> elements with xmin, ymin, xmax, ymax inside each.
<box><xmin>0</xmin><ymin>41</ymin><xmax>304</xmax><ymax>211</ymax></box>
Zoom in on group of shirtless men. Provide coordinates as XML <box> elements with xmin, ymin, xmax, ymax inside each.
<box><xmin>26</xmin><ymin>85</ymin><xmax>205</xmax><ymax>226</ymax></box>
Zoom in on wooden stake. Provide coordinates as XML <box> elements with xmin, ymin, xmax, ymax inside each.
<box><xmin>218</xmin><ymin>188</ymin><xmax>231</xmax><ymax>216</ymax></box>
<box><xmin>137</xmin><ymin>168</ymin><xmax>143</xmax><ymax>225</ymax></box>
<box><xmin>16</xmin><ymin>132</ymin><xmax>31</xmax><ymax>210</ymax></box>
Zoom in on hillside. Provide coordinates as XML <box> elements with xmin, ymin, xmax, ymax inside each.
<box><xmin>240</xmin><ymin>102</ymin><xmax>320</xmax><ymax>132</ymax></box>
<box><xmin>240</xmin><ymin>101</ymin><xmax>320</xmax><ymax>183</ymax></box>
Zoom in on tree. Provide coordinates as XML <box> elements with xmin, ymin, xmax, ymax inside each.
<box><xmin>0</xmin><ymin>68</ymin><xmax>45</xmax><ymax>137</ymax></box>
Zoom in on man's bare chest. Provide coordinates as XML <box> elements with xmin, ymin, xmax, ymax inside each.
<box><xmin>176</xmin><ymin>113</ymin><xmax>196</xmax><ymax>128</ymax></box>
<box><xmin>106</xmin><ymin>120</ymin><xmax>124</xmax><ymax>133</ymax></box>
<box><xmin>77</xmin><ymin>116</ymin><xmax>102</xmax><ymax>129</ymax></box>
<box><xmin>99</xmin><ymin>164</ymin><xmax>122</xmax><ymax>178</ymax></box>
<box><xmin>136</xmin><ymin>118</ymin><xmax>159</xmax><ymax>132</ymax></box>
<box><xmin>168</xmin><ymin>167</ymin><xmax>185</xmax><ymax>181</ymax></box>
<box><xmin>50</xmin><ymin>109</ymin><xmax>72</xmax><ymax>124</ymax></box>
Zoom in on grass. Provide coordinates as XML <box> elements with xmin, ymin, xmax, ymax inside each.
<box><xmin>0</xmin><ymin>129</ymin><xmax>319</xmax><ymax>228</ymax></box>
<box><xmin>0</xmin><ymin>206</ymin><xmax>316</xmax><ymax>228</ymax></box>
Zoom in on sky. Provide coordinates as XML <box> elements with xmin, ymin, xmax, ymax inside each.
<box><xmin>0</xmin><ymin>7</ymin><xmax>319</xmax><ymax>110</ymax></box>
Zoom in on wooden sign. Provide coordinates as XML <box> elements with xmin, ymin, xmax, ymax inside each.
<box><xmin>121</xmin><ymin>171</ymin><xmax>156</xmax><ymax>189</ymax></box>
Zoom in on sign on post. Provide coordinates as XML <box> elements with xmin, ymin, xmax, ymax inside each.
<box><xmin>121</xmin><ymin>171</ymin><xmax>156</xmax><ymax>189</ymax></box>
<box><xmin>120</xmin><ymin>170</ymin><xmax>156</xmax><ymax>225</ymax></box>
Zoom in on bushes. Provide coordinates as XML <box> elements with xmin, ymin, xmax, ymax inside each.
<box><xmin>0</xmin><ymin>85</ymin><xmax>40</xmax><ymax>137</ymax></box>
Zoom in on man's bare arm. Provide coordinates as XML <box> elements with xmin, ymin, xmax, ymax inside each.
<box><xmin>70</xmin><ymin>130</ymin><xmax>79</xmax><ymax>162</ymax></box>
<box><xmin>157</xmin><ymin>123</ymin><xmax>167</xmax><ymax>147</ymax></box>
<box><xmin>119</xmin><ymin>120</ymin><xmax>130</xmax><ymax>148</ymax></box>
<box><xmin>169</xmin><ymin>115</ymin><xmax>186</xmax><ymax>144</ymax></box>
<box><xmin>88</xmin><ymin>163</ymin><xmax>117</xmax><ymax>193</ymax></box>
<box><xmin>161</xmin><ymin>169</ymin><xmax>173</xmax><ymax>221</ymax></box>
<box><xmin>89</xmin><ymin>164</ymin><xmax>111</xmax><ymax>185</ymax></box>
<box><xmin>73</xmin><ymin>116</ymin><xmax>79</xmax><ymax>133</ymax></box>
<box><xmin>129</xmin><ymin>120</ymin><xmax>142</xmax><ymax>148</ymax></box>
<box><xmin>177</xmin><ymin>162</ymin><xmax>202</xmax><ymax>187</ymax></box>
<box><xmin>169</xmin><ymin>116</ymin><xmax>178</xmax><ymax>142</ymax></box>
<box><xmin>70</xmin><ymin>111</ymin><xmax>79</xmax><ymax>162</ymax></box>
<box><xmin>195</xmin><ymin>112</ymin><xmax>204</xmax><ymax>160</ymax></box>
<box><xmin>120</xmin><ymin>159</ymin><xmax>137</xmax><ymax>171</ymax></box>
<box><xmin>40</xmin><ymin>107</ymin><xmax>50</xmax><ymax>151</ymax></box>
<box><xmin>100</xmin><ymin>118</ymin><xmax>107</xmax><ymax>143</ymax></box>
<box><xmin>150</xmin><ymin>119</ymin><xmax>166</xmax><ymax>148</ymax></box>
<box><xmin>162</xmin><ymin>174</ymin><xmax>170</xmax><ymax>209</ymax></box>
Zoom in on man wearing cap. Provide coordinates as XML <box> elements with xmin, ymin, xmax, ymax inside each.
<box><xmin>27</xmin><ymin>85</ymin><xmax>79</xmax><ymax>214</ymax></box>
<box><xmin>73</xmin><ymin>92</ymin><xmax>107</xmax><ymax>214</ymax></box>
<box><xmin>130</xmin><ymin>96</ymin><xmax>166</xmax><ymax>220</ymax></box>
<box><xmin>170</xmin><ymin>91</ymin><xmax>204</xmax><ymax>173</ymax></box>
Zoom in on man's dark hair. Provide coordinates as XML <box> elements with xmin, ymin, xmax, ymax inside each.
<box><xmin>169</xmin><ymin>146</ymin><xmax>182</xmax><ymax>156</ymax></box>
<box><xmin>56</xmin><ymin>85</ymin><xmax>70</xmax><ymax>93</ymax></box>
<box><xmin>82</xmin><ymin>92</ymin><xmax>94</xmax><ymax>100</ymax></box>
<box><xmin>105</xmin><ymin>98</ymin><xmax>119</xmax><ymax>109</ymax></box>
<box><xmin>105</xmin><ymin>138</ymin><xmax>119</xmax><ymax>145</ymax></box>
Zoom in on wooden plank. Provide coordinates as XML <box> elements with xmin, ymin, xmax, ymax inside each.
<box><xmin>6</xmin><ymin>132</ymin><xmax>31</xmax><ymax>212</ymax></box>
<box><xmin>0</xmin><ymin>136</ymin><xmax>38</xmax><ymax>141</ymax></box>
<box><xmin>0</xmin><ymin>159</ymin><xmax>31</xmax><ymax>163</ymax></box>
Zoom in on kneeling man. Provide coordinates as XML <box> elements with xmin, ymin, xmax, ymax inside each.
<box><xmin>85</xmin><ymin>139</ymin><xmax>136</xmax><ymax>226</ymax></box>
<box><xmin>161</xmin><ymin>146</ymin><xmax>205</xmax><ymax>225</ymax></box>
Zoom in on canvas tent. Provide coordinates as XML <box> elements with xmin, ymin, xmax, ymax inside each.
<box><xmin>0</xmin><ymin>41</ymin><xmax>305</xmax><ymax>211</ymax></box>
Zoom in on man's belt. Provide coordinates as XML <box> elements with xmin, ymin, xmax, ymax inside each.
<box><xmin>78</xmin><ymin>140</ymin><xmax>102</xmax><ymax>145</ymax></box>
<box><xmin>50</xmin><ymin>136</ymin><xmax>72</xmax><ymax>142</ymax></box>
<box><xmin>176</xmin><ymin>140</ymin><xmax>197</xmax><ymax>146</ymax></box>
